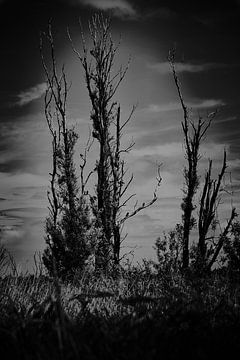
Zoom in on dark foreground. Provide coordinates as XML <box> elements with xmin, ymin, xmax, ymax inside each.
<box><xmin>1</xmin><ymin>267</ymin><xmax>240</xmax><ymax>360</ymax></box>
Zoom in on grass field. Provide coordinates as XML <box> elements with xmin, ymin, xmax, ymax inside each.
<box><xmin>1</xmin><ymin>255</ymin><xmax>240</xmax><ymax>360</ymax></box>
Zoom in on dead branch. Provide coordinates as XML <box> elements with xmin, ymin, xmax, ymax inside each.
<box><xmin>207</xmin><ymin>207</ymin><xmax>237</xmax><ymax>271</ymax></box>
<box><xmin>79</xmin><ymin>129</ymin><xmax>95</xmax><ymax>195</ymax></box>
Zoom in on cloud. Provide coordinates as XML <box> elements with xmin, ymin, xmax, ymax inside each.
<box><xmin>78</xmin><ymin>0</ymin><xmax>137</xmax><ymax>18</ymax></box>
<box><xmin>146</xmin><ymin>99</ymin><xmax>225</xmax><ymax>113</ymax></box>
<box><xmin>228</xmin><ymin>158</ymin><xmax>240</xmax><ymax>170</ymax></box>
<box><xmin>15</xmin><ymin>83</ymin><xmax>47</xmax><ymax>107</ymax></box>
<box><xmin>0</xmin><ymin>112</ymin><xmax>50</xmax><ymax>176</ymax></box>
<box><xmin>131</xmin><ymin>141</ymin><xmax>227</xmax><ymax>163</ymax></box>
<box><xmin>148</xmin><ymin>62</ymin><xmax>227</xmax><ymax>74</ymax></box>
<box><xmin>1</xmin><ymin>228</ymin><xmax>23</xmax><ymax>245</ymax></box>
<box><xmin>131</xmin><ymin>142</ymin><xmax>183</xmax><ymax>158</ymax></box>
<box><xmin>0</xmin><ymin>172</ymin><xmax>48</xmax><ymax>198</ymax></box>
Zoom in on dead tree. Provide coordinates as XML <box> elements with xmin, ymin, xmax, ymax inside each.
<box><xmin>108</xmin><ymin>105</ymin><xmax>161</xmax><ymax>265</ymax></box>
<box><xmin>169</xmin><ymin>51</ymin><xmax>237</xmax><ymax>272</ymax></box>
<box><xmin>169</xmin><ymin>52</ymin><xmax>213</xmax><ymax>270</ymax></box>
<box><xmin>69</xmin><ymin>14</ymin><xmax>160</xmax><ymax>269</ymax></box>
<box><xmin>69</xmin><ymin>15</ymin><xmax>120</xmax><ymax>268</ymax></box>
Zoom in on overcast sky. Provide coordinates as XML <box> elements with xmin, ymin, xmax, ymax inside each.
<box><xmin>0</xmin><ymin>0</ymin><xmax>240</xmax><ymax>271</ymax></box>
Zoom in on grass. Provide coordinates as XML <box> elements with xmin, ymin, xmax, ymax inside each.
<box><xmin>1</xmin><ymin>256</ymin><xmax>240</xmax><ymax>360</ymax></box>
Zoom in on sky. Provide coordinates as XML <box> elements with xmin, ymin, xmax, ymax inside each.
<box><xmin>0</xmin><ymin>0</ymin><xmax>240</xmax><ymax>271</ymax></box>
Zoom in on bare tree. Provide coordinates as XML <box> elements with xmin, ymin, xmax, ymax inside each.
<box><xmin>169</xmin><ymin>51</ymin><xmax>213</xmax><ymax>270</ymax></box>
<box><xmin>169</xmin><ymin>51</ymin><xmax>236</xmax><ymax>272</ymax></box>
<box><xmin>108</xmin><ymin>105</ymin><xmax>161</xmax><ymax>265</ymax></box>
<box><xmin>69</xmin><ymin>14</ymin><xmax>160</xmax><ymax>269</ymax></box>
<box><xmin>40</xmin><ymin>22</ymin><xmax>92</xmax><ymax>278</ymax></box>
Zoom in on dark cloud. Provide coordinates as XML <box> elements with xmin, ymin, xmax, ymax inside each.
<box><xmin>0</xmin><ymin>210</ymin><xmax>24</xmax><ymax>229</ymax></box>
<box><xmin>10</xmin><ymin>186</ymin><xmax>48</xmax><ymax>201</ymax></box>
<box><xmin>2</xmin><ymin>207</ymin><xmax>46</xmax><ymax>217</ymax></box>
<box><xmin>0</xmin><ymin>121</ymin><xmax>48</xmax><ymax>175</ymax></box>
<box><xmin>0</xmin><ymin>159</ymin><xmax>30</xmax><ymax>174</ymax></box>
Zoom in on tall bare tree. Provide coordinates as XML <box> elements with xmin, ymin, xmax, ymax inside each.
<box><xmin>40</xmin><ymin>23</ymin><xmax>92</xmax><ymax>278</ymax></box>
<box><xmin>169</xmin><ymin>51</ymin><xmax>236</xmax><ymax>272</ymax></box>
<box><xmin>69</xmin><ymin>14</ymin><xmax>160</xmax><ymax>269</ymax></box>
<box><xmin>169</xmin><ymin>52</ymin><xmax>213</xmax><ymax>270</ymax></box>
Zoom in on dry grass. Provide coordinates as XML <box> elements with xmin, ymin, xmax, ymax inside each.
<box><xmin>1</xmin><ymin>259</ymin><xmax>240</xmax><ymax>359</ymax></box>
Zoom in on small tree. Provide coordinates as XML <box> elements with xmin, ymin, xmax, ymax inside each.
<box><xmin>40</xmin><ymin>23</ymin><xmax>93</xmax><ymax>278</ymax></box>
<box><xmin>154</xmin><ymin>224</ymin><xmax>183</xmax><ymax>274</ymax></box>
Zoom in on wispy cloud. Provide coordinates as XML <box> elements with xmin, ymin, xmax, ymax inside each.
<box><xmin>146</xmin><ymin>99</ymin><xmax>225</xmax><ymax>113</ymax></box>
<box><xmin>148</xmin><ymin>62</ymin><xmax>227</xmax><ymax>74</ymax></box>
<box><xmin>131</xmin><ymin>141</ymin><xmax>227</xmax><ymax>164</ymax></box>
<box><xmin>131</xmin><ymin>142</ymin><xmax>183</xmax><ymax>158</ymax></box>
<box><xmin>15</xmin><ymin>83</ymin><xmax>47</xmax><ymax>107</ymax></box>
<box><xmin>78</xmin><ymin>0</ymin><xmax>137</xmax><ymax>18</ymax></box>
<box><xmin>0</xmin><ymin>227</ymin><xmax>25</xmax><ymax>247</ymax></box>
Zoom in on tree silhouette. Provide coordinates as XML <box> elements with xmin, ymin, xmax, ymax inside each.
<box><xmin>168</xmin><ymin>51</ymin><xmax>237</xmax><ymax>272</ymax></box>
<box><xmin>40</xmin><ymin>23</ymin><xmax>93</xmax><ymax>278</ymax></box>
<box><xmin>69</xmin><ymin>14</ymin><xmax>160</xmax><ymax>270</ymax></box>
<box><xmin>41</xmin><ymin>15</ymin><xmax>160</xmax><ymax>276</ymax></box>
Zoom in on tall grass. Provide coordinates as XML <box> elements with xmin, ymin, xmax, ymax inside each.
<box><xmin>1</xmin><ymin>253</ymin><xmax>240</xmax><ymax>359</ymax></box>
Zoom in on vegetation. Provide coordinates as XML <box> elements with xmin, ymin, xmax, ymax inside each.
<box><xmin>1</xmin><ymin>254</ymin><xmax>240</xmax><ymax>360</ymax></box>
<box><xmin>40</xmin><ymin>24</ymin><xmax>95</xmax><ymax>279</ymax></box>
<box><xmin>0</xmin><ymin>14</ymin><xmax>240</xmax><ymax>360</ymax></box>
<box><xmin>40</xmin><ymin>15</ymin><xmax>159</xmax><ymax>278</ymax></box>
<box><xmin>155</xmin><ymin>51</ymin><xmax>238</xmax><ymax>275</ymax></box>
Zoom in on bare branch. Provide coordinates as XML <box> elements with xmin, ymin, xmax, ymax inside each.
<box><xmin>119</xmin><ymin>193</ymin><xmax>136</xmax><ymax>209</ymax></box>
<box><xmin>120</xmin><ymin>104</ymin><xmax>137</xmax><ymax>132</ymax></box>
<box><xmin>207</xmin><ymin>207</ymin><xmax>237</xmax><ymax>271</ymax></box>
<box><xmin>79</xmin><ymin>129</ymin><xmax>95</xmax><ymax>194</ymax></box>
<box><xmin>120</xmin><ymin>192</ymin><xmax>157</xmax><ymax>225</ymax></box>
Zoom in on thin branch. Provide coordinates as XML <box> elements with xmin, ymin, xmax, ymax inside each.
<box><xmin>207</xmin><ymin>207</ymin><xmax>237</xmax><ymax>270</ymax></box>
<box><xmin>119</xmin><ymin>193</ymin><xmax>157</xmax><ymax>225</ymax></box>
